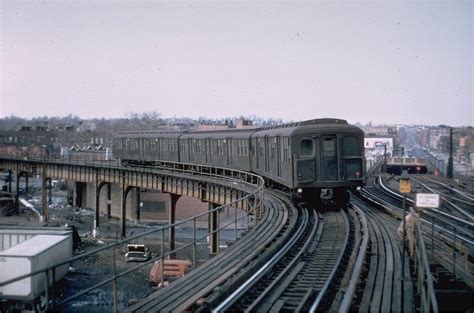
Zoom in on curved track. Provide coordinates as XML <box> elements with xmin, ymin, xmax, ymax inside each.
<box><xmin>359</xmin><ymin>175</ymin><xmax>474</xmax><ymax>311</ymax></box>
<box><xmin>209</xmin><ymin>207</ymin><xmax>358</xmax><ymax>313</ymax></box>
<box><xmin>126</xmin><ymin>190</ymin><xmax>296</xmax><ymax>312</ymax></box>
<box><xmin>350</xmin><ymin>196</ymin><xmax>414</xmax><ymax>312</ymax></box>
<box><xmin>412</xmin><ymin>176</ymin><xmax>474</xmax><ymax>220</ymax></box>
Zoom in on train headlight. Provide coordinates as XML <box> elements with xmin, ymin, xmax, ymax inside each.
<box><xmin>297</xmin><ymin>188</ymin><xmax>303</xmax><ymax>195</ymax></box>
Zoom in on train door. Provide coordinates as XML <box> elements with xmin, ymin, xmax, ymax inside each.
<box><xmin>264</xmin><ymin>136</ymin><xmax>269</xmax><ymax>172</ymax></box>
<box><xmin>205</xmin><ymin>138</ymin><xmax>211</xmax><ymax>164</ymax></box>
<box><xmin>143</xmin><ymin>138</ymin><xmax>148</xmax><ymax>161</ymax></box>
<box><xmin>226</xmin><ymin>138</ymin><xmax>231</xmax><ymax>166</ymax></box>
<box><xmin>276</xmin><ymin>136</ymin><xmax>281</xmax><ymax>177</ymax></box>
<box><xmin>137</xmin><ymin>138</ymin><xmax>142</xmax><ymax>160</ymax></box>
<box><xmin>320</xmin><ymin>135</ymin><xmax>338</xmax><ymax>181</ymax></box>
<box><xmin>153</xmin><ymin>139</ymin><xmax>157</xmax><ymax>161</ymax></box>
<box><xmin>188</xmin><ymin>138</ymin><xmax>193</xmax><ymax>162</ymax></box>
<box><xmin>137</xmin><ymin>138</ymin><xmax>142</xmax><ymax>159</ymax></box>
<box><xmin>255</xmin><ymin>138</ymin><xmax>260</xmax><ymax>170</ymax></box>
<box><xmin>156</xmin><ymin>138</ymin><xmax>161</xmax><ymax>160</ymax></box>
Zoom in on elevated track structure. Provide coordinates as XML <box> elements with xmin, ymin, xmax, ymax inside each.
<box><xmin>3</xmin><ymin>156</ymin><xmax>471</xmax><ymax>312</ymax></box>
<box><xmin>0</xmin><ymin>156</ymin><xmax>265</xmax><ymax>310</ymax></box>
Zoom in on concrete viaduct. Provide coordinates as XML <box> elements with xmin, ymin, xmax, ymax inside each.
<box><xmin>0</xmin><ymin>157</ymin><xmax>264</xmax><ymax>253</ymax></box>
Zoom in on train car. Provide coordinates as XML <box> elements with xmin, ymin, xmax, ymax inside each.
<box><xmin>180</xmin><ymin>129</ymin><xmax>254</xmax><ymax>171</ymax></box>
<box><xmin>113</xmin><ymin>131</ymin><xmax>184</xmax><ymax>165</ymax></box>
<box><xmin>113</xmin><ymin>118</ymin><xmax>365</xmax><ymax>205</ymax></box>
<box><xmin>251</xmin><ymin>119</ymin><xmax>365</xmax><ymax>204</ymax></box>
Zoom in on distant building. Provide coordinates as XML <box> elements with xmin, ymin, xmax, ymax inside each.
<box><xmin>195</xmin><ymin>118</ymin><xmax>258</xmax><ymax>131</ymax></box>
<box><xmin>0</xmin><ymin>122</ymin><xmax>114</xmax><ymax>159</ymax></box>
<box><xmin>235</xmin><ymin>118</ymin><xmax>258</xmax><ymax>129</ymax></box>
<box><xmin>360</xmin><ymin>126</ymin><xmax>396</xmax><ymax>137</ymax></box>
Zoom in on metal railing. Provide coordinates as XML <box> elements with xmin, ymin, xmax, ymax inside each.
<box><xmin>0</xmin><ymin>156</ymin><xmax>265</xmax><ymax>311</ymax></box>
<box><xmin>407</xmin><ymin>208</ymin><xmax>438</xmax><ymax>313</ymax></box>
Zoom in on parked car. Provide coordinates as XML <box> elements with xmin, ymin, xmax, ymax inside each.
<box><xmin>125</xmin><ymin>244</ymin><xmax>151</xmax><ymax>262</ymax></box>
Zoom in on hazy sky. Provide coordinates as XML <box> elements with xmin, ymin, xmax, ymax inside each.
<box><xmin>1</xmin><ymin>0</ymin><xmax>472</xmax><ymax>126</ymax></box>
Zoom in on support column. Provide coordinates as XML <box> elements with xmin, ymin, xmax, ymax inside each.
<box><xmin>209</xmin><ymin>203</ymin><xmax>219</xmax><ymax>254</ymax></box>
<box><xmin>15</xmin><ymin>173</ymin><xmax>20</xmax><ymax>214</ymax></box>
<box><xmin>74</xmin><ymin>182</ymin><xmax>81</xmax><ymax>209</ymax></box>
<box><xmin>48</xmin><ymin>179</ymin><xmax>52</xmax><ymax>204</ymax></box>
<box><xmin>42</xmin><ymin>178</ymin><xmax>48</xmax><ymax>223</ymax></box>
<box><xmin>121</xmin><ymin>187</ymin><xmax>127</xmax><ymax>238</ymax></box>
<box><xmin>107</xmin><ymin>183</ymin><xmax>112</xmax><ymax>219</ymax></box>
<box><xmin>7</xmin><ymin>170</ymin><xmax>12</xmax><ymax>193</ymax></box>
<box><xmin>94</xmin><ymin>178</ymin><xmax>100</xmax><ymax>238</ymax></box>
<box><xmin>121</xmin><ymin>181</ymin><xmax>134</xmax><ymax>238</ymax></box>
<box><xmin>136</xmin><ymin>188</ymin><xmax>141</xmax><ymax>223</ymax></box>
<box><xmin>25</xmin><ymin>175</ymin><xmax>29</xmax><ymax>194</ymax></box>
<box><xmin>169</xmin><ymin>194</ymin><xmax>181</xmax><ymax>258</ymax></box>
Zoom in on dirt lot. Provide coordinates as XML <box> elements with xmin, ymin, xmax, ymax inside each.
<box><xmin>1</xmin><ymin>184</ymin><xmax>216</xmax><ymax>311</ymax></box>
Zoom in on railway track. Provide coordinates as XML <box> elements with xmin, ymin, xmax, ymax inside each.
<box><xmin>126</xmin><ymin>190</ymin><xmax>297</xmax><ymax>312</ymax></box>
<box><xmin>359</xmin><ymin>175</ymin><xmax>474</xmax><ymax>311</ymax></box>
<box><xmin>350</xmin><ymin>196</ymin><xmax>414</xmax><ymax>312</ymax></box>
<box><xmin>411</xmin><ymin>176</ymin><xmax>474</xmax><ymax>220</ymax></box>
<box><xmin>208</xmin><ymin>206</ymin><xmax>361</xmax><ymax>312</ymax></box>
<box><xmin>127</xmin><ymin>189</ymin><xmax>369</xmax><ymax>312</ymax></box>
<box><xmin>375</xmin><ymin>175</ymin><xmax>474</xmax><ymax>247</ymax></box>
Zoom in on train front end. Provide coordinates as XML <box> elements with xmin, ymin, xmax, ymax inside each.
<box><xmin>293</xmin><ymin>119</ymin><xmax>365</xmax><ymax>205</ymax></box>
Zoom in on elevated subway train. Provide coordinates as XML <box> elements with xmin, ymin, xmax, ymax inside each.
<box><xmin>113</xmin><ymin>118</ymin><xmax>365</xmax><ymax>205</ymax></box>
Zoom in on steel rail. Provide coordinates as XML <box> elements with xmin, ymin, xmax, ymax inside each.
<box><xmin>129</xmin><ymin>191</ymin><xmax>294</xmax><ymax>312</ymax></box>
<box><xmin>339</xmin><ymin>203</ymin><xmax>369</xmax><ymax>312</ymax></box>
<box><xmin>412</xmin><ymin>179</ymin><xmax>473</xmax><ymax>220</ymax></box>
<box><xmin>243</xmin><ymin>209</ymin><xmax>319</xmax><ymax>312</ymax></box>
<box><xmin>376</xmin><ymin>179</ymin><xmax>474</xmax><ymax>245</ymax></box>
<box><xmin>423</xmin><ymin>177</ymin><xmax>474</xmax><ymax>202</ymax></box>
<box><xmin>413</xmin><ymin>178</ymin><xmax>474</xmax><ymax>207</ymax></box>
<box><xmin>212</xmin><ymin>206</ymin><xmax>309</xmax><ymax>312</ymax></box>
<box><xmin>362</xmin><ymin>183</ymin><xmax>474</xmax><ymax>246</ymax></box>
<box><xmin>309</xmin><ymin>210</ymin><xmax>350</xmax><ymax>313</ymax></box>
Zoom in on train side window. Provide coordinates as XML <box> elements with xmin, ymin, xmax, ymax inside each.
<box><xmin>343</xmin><ymin>136</ymin><xmax>359</xmax><ymax>156</ymax></box>
<box><xmin>299</xmin><ymin>139</ymin><xmax>314</xmax><ymax>157</ymax></box>
<box><xmin>259</xmin><ymin>139</ymin><xmax>264</xmax><ymax>156</ymax></box>
<box><xmin>323</xmin><ymin>138</ymin><xmax>335</xmax><ymax>157</ymax></box>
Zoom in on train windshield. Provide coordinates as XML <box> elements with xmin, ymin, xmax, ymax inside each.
<box><xmin>343</xmin><ymin>136</ymin><xmax>363</xmax><ymax>179</ymax></box>
<box><xmin>299</xmin><ymin>139</ymin><xmax>314</xmax><ymax>156</ymax></box>
<box><xmin>343</xmin><ymin>136</ymin><xmax>360</xmax><ymax>156</ymax></box>
<box><xmin>323</xmin><ymin>138</ymin><xmax>335</xmax><ymax>156</ymax></box>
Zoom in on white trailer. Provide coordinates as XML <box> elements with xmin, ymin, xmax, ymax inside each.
<box><xmin>0</xmin><ymin>234</ymin><xmax>72</xmax><ymax>300</ymax></box>
<box><xmin>0</xmin><ymin>227</ymin><xmax>72</xmax><ymax>252</ymax></box>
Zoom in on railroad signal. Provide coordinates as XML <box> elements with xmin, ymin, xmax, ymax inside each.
<box><xmin>399</xmin><ymin>171</ymin><xmax>411</xmax><ymax>193</ymax></box>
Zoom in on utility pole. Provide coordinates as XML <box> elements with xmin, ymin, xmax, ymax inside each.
<box><xmin>447</xmin><ymin>127</ymin><xmax>454</xmax><ymax>179</ymax></box>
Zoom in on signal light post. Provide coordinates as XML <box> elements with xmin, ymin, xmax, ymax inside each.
<box><xmin>399</xmin><ymin>170</ymin><xmax>410</xmax><ymax>301</ymax></box>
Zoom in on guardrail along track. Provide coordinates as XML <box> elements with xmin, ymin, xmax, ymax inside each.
<box><xmin>350</xmin><ymin>196</ymin><xmax>414</xmax><ymax>312</ymax></box>
<box><xmin>210</xmin><ymin>207</ymin><xmax>356</xmax><ymax>313</ymax></box>
<box><xmin>357</xmin><ymin>180</ymin><xmax>473</xmax><ymax>312</ymax></box>
<box><xmin>126</xmin><ymin>191</ymin><xmax>297</xmax><ymax>312</ymax></box>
